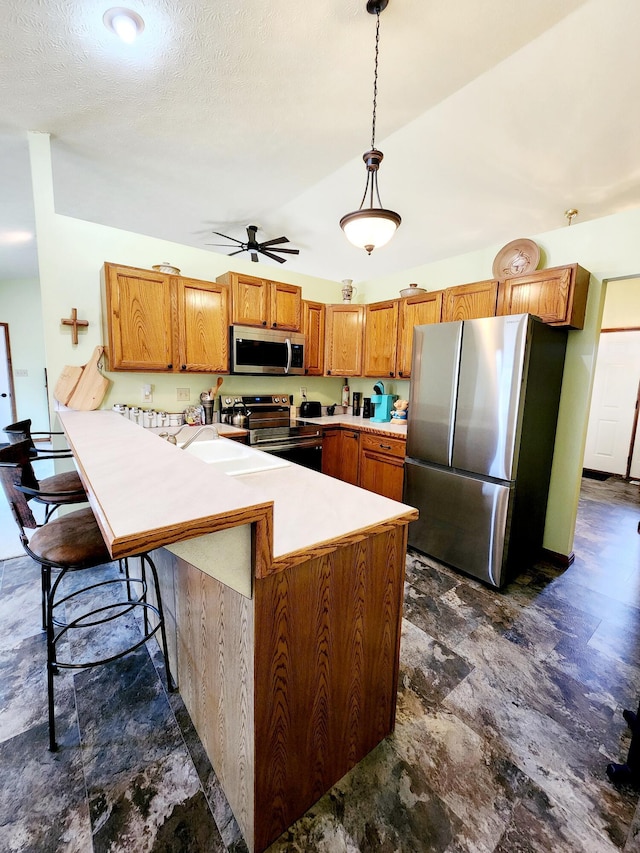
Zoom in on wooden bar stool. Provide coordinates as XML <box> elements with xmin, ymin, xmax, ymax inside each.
<box><xmin>0</xmin><ymin>440</ymin><xmax>175</xmax><ymax>751</ymax></box>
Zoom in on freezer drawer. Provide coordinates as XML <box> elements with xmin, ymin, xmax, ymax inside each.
<box><xmin>405</xmin><ymin>460</ymin><xmax>513</xmax><ymax>588</ymax></box>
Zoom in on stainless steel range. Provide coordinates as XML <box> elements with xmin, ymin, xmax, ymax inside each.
<box><xmin>220</xmin><ymin>394</ymin><xmax>322</xmax><ymax>471</ymax></box>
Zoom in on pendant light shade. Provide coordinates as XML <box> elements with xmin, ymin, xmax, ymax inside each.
<box><xmin>340</xmin><ymin>2</ymin><xmax>400</xmax><ymax>255</ymax></box>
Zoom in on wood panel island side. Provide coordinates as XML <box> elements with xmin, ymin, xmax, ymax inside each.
<box><xmin>58</xmin><ymin>410</ymin><xmax>418</xmax><ymax>852</ymax></box>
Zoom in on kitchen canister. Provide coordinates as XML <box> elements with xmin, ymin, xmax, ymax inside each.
<box><xmin>112</xmin><ymin>404</ymin><xmax>128</xmax><ymax>416</ymax></box>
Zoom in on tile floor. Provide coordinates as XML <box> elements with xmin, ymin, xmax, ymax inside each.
<box><xmin>1</xmin><ymin>475</ymin><xmax>639</xmax><ymax>852</ymax></box>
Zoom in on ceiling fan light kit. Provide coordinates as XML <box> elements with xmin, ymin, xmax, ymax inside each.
<box><xmin>340</xmin><ymin>1</ymin><xmax>401</xmax><ymax>255</ymax></box>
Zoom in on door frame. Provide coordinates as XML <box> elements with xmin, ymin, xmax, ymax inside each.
<box><xmin>0</xmin><ymin>323</ymin><xmax>17</xmax><ymax>426</ymax></box>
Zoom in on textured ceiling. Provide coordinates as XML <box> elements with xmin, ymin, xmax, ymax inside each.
<box><xmin>1</xmin><ymin>0</ymin><xmax>639</xmax><ymax>283</ymax></box>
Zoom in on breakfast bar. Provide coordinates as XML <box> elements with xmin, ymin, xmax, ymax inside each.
<box><xmin>58</xmin><ymin>410</ymin><xmax>418</xmax><ymax>852</ymax></box>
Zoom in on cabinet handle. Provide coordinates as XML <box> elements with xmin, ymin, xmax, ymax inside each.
<box><xmin>379</xmin><ymin>443</ymin><xmax>392</xmax><ymax>450</ymax></box>
<box><xmin>327</xmin><ymin>370</ymin><xmax>332</xmax><ymax>375</ymax></box>
<box><xmin>399</xmin><ymin>371</ymin><xmax>404</xmax><ymax>377</ymax></box>
<box><xmin>272</xmin><ymin>322</ymin><xmax>277</xmax><ymax>328</ymax></box>
<box><xmin>389</xmin><ymin>371</ymin><xmax>394</xmax><ymax>377</ymax></box>
<box><xmin>262</xmin><ymin>321</ymin><xmax>267</xmax><ymax>326</ymax></box>
<box><xmin>181</xmin><ymin>364</ymin><xmax>187</xmax><ymax>370</ymax></box>
<box><xmin>167</xmin><ymin>364</ymin><xmax>173</xmax><ymax>369</ymax></box>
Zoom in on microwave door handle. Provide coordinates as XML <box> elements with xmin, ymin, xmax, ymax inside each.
<box><xmin>284</xmin><ymin>338</ymin><xmax>292</xmax><ymax>374</ymax></box>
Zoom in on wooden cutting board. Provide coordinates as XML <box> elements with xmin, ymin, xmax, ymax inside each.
<box><xmin>53</xmin><ymin>364</ymin><xmax>83</xmax><ymax>405</ymax></box>
<box><xmin>64</xmin><ymin>346</ymin><xmax>110</xmax><ymax>411</ymax></box>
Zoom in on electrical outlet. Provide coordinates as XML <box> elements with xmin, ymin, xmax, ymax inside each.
<box><xmin>141</xmin><ymin>384</ymin><xmax>153</xmax><ymax>403</ymax></box>
<box><xmin>176</xmin><ymin>388</ymin><xmax>190</xmax><ymax>402</ymax></box>
<box><xmin>300</xmin><ymin>387</ymin><xmax>307</xmax><ymax>399</ymax></box>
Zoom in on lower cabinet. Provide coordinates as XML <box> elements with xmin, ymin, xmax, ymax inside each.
<box><xmin>322</xmin><ymin>427</ymin><xmax>360</xmax><ymax>486</ymax></box>
<box><xmin>322</xmin><ymin>426</ymin><xmax>405</xmax><ymax>501</ymax></box>
<box><xmin>359</xmin><ymin>434</ymin><xmax>406</xmax><ymax>502</ymax></box>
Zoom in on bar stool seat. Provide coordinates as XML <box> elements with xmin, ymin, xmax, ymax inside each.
<box><xmin>30</xmin><ymin>507</ymin><xmax>111</xmax><ymax>566</ymax></box>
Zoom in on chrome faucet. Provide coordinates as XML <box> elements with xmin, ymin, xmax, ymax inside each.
<box><xmin>177</xmin><ymin>425</ymin><xmax>220</xmax><ymax>449</ymax></box>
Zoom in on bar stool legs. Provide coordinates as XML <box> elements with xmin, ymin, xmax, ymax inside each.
<box><xmin>45</xmin><ymin>554</ymin><xmax>174</xmax><ymax>752</ymax></box>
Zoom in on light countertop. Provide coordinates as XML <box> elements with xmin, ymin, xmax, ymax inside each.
<box><xmin>295</xmin><ymin>414</ymin><xmax>408</xmax><ymax>438</ymax></box>
<box><xmin>58</xmin><ymin>411</ymin><xmax>417</xmax><ymax>574</ymax></box>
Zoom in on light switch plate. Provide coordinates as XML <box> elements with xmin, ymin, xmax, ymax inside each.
<box><xmin>177</xmin><ymin>388</ymin><xmax>190</xmax><ymax>402</ymax></box>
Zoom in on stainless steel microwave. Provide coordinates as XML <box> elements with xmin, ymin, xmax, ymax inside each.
<box><xmin>230</xmin><ymin>325</ymin><xmax>306</xmax><ymax>375</ymax></box>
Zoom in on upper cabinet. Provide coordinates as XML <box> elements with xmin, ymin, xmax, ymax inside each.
<box><xmin>363</xmin><ymin>300</ymin><xmax>399</xmax><ymax>378</ymax></box>
<box><xmin>324</xmin><ymin>304</ymin><xmax>365</xmax><ymax>377</ymax></box>
<box><xmin>175</xmin><ymin>277</ymin><xmax>230</xmax><ymax>372</ymax></box>
<box><xmin>103</xmin><ymin>263</ymin><xmax>229</xmax><ymax>373</ymax></box>
<box><xmin>441</xmin><ymin>279</ymin><xmax>499</xmax><ymax>323</ymax></box>
<box><xmin>217</xmin><ymin>272</ymin><xmax>302</xmax><ymax>331</ymax></box>
<box><xmin>396</xmin><ymin>290</ymin><xmax>443</xmax><ymax>379</ymax></box>
<box><xmin>302</xmin><ymin>300</ymin><xmax>325</xmax><ymax>376</ymax></box>
<box><xmin>497</xmin><ymin>264</ymin><xmax>590</xmax><ymax>330</ymax></box>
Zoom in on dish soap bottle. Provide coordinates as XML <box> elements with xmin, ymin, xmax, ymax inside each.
<box><xmin>341</xmin><ymin>380</ymin><xmax>350</xmax><ymax>408</ymax></box>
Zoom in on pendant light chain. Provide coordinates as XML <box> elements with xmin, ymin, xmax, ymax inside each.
<box><xmin>370</xmin><ymin>7</ymin><xmax>381</xmax><ymax>150</ymax></box>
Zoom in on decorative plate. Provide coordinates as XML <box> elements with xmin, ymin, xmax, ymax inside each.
<box><xmin>492</xmin><ymin>239</ymin><xmax>540</xmax><ymax>280</ymax></box>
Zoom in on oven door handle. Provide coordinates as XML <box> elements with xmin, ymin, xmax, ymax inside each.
<box><xmin>258</xmin><ymin>439</ymin><xmax>323</xmax><ymax>452</ymax></box>
<box><xmin>252</xmin><ymin>430</ymin><xmax>322</xmax><ymax>445</ymax></box>
<box><xmin>284</xmin><ymin>338</ymin><xmax>292</xmax><ymax>374</ymax></box>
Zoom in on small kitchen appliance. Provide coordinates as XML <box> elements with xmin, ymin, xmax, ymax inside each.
<box><xmin>352</xmin><ymin>392</ymin><xmax>362</xmax><ymax>416</ymax></box>
<box><xmin>300</xmin><ymin>401</ymin><xmax>321</xmax><ymax>418</ymax></box>
<box><xmin>370</xmin><ymin>394</ymin><xmax>396</xmax><ymax>423</ymax></box>
<box><xmin>362</xmin><ymin>397</ymin><xmax>372</xmax><ymax>418</ymax></box>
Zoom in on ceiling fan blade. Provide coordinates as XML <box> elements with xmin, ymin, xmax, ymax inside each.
<box><xmin>227</xmin><ymin>249</ymin><xmax>246</xmax><ymax>257</ymax></box>
<box><xmin>251</xmin><ymin>252</ymin><xmax>259</xmax><ymax>262</ymax></box>
<box><xmin>260</xmin><ymin>236</ymin><xmax>289</xmax><ymax>247</ymax></box>
<box><xmin>206</xmin><ymin>242</ymin><xmax>241</xmax><ymax>247</ymax></box>
<box><xmin>211</xmin><ymin>230</ymin><xmax>244</xmax><ymax>245</ymax></box>
<box><xmin>264</xmin><ymin>247</ymin><xmax>300</xmax><ymax>255</ymax></box>
<box><xmin>260</xmin><ymin>248</ymin><xmax>286</xmax><ymax>264</ymax></box>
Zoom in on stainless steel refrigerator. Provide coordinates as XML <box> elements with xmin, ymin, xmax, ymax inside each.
<box><xmin>404</xmin><ymin>313</ymin><xmax>568</xmax><ymax>588</ymax></box>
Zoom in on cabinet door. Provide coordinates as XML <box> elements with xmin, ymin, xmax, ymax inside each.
<box><xmin>271</xmin><ymin>282</ymin><xmax>302</xmax><ymax>331</ymax></box>
<box><xmin>176</xmin><ymin>278</ymin><xmax>229</xmax><ymax>372</ymax></box>
<box><xmin>359</xmin><ymin>434</ymin><xmax>405</xmax><ymax>501</ymax></box>
<box><xmin>105</xmin><ymin>264</ymin><xmax>174</xmax><ymax>371</ymax></box>
<box><xmin>303</xmin><ymin>300</ymin><xmax>325</xmax><ymax>376</ymax></box>
<box><xmin>498</xmin><ymin>264</ymin><xmax>589</xmax><ymax>330</ymax></box>
<box><xmin>324</xmin><ymin>305</ymin><xmax>364</xmax><ymax>377</ymax></box>
<box><xmin>230</xmin><ymin>274</ymin><xmax>270</xmax><ymax>327</ymax></box>
<box><xmin>442</xmin><ymin>280</ymin><xmax>498</xmax><ymax>323</ymax></box>
<box><xmin>339</xmin><ymin>430</ymin><xmax>360</xmax><ymax>486</ymax></box>
<box><xmin>363</xmin><ymin>300</ymin><xmax>399</xmax><ymax>378</ymax></box>
<box><xmin>321</xmin><ymin>428</ymin><xmax>360</xmax><ymax>484</ymax></box>
<box><xmin>396</xmin><ymin>290</ymin><xmax>443</xmax><ymax>378</ymax></box>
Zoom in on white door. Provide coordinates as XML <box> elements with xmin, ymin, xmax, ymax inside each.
<box><xmin>583</xmin><ymin>330</ymin><xmax>640</xmax><ymax>475</ymax></box>
<box><xmin>0</xmin><ymin>324</ymin><xmax>16</xmax><ymax>427</ymax></box>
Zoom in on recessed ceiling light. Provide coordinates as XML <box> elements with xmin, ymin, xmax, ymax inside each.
<box><xmin>103</xmin><ymin>7</ymin><xmax>145</xmax><ymax>43</ymax></box>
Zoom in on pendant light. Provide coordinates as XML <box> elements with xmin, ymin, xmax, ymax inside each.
<box><xmin>340</xmin><ymin>0</ymin><xmax>401</xmax><ymax>255</ymax></box>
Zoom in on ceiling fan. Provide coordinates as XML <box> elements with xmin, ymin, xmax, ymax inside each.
<box><xmin>206</xmin><ymin>224</ymin><xmax>300</xmax><ymax>264</ymax></box>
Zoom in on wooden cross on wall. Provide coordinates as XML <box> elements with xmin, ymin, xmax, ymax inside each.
<box><xmin>61</xmin><ymin>308</ymin><xmax>89</xmax><ymax>345</ymax></box>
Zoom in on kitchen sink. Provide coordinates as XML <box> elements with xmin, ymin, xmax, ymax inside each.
<box><xmin>182</xmin><ymin>438</ymin><xmax>290</xmax><ymax>475</ymax></box>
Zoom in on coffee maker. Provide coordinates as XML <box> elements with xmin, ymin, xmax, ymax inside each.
<box><xmin>370</xmin><ymin>393</ymin><xmax>396</xmax><ymax>423</ymax></box>
<box><xmin>352</xmin><ymin>392</ymin><xmax>362</xmax><ymax>416</ymax></box>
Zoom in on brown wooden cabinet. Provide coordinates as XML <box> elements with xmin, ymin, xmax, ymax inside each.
<box><xmin>363</xmin><ymin>299</ymin><xmax>399</xmax><ymax>378</ymax></box>
<box><xmin>359</xmin><ymin>433</ymin><xmax>405</xmax><ymax>502</ymax></box>
<box><xmin>396</xmin><ymin>290</ymin><xmax>443</xmax><ymax>379</ymax></box>
<box><xmin>302</xmin><ymin>300</ymin><xmax>325</xmax><ymax>376</ymax></box>
<box><xmin>321</xmin><ymin>427</ymin><xmax>360</xmax><ymax>485</ymax></box>
<box><xmin>324</xmin><ymin>305</ymin><xmax>365</xmax><ymax>377</ymax></box>
<box><xmin>218</xmin><ymin>271</ymin><xmax>302</xmax><ymax>331</ymax></box>
<box><xmin>104</xmin><ymin>263</ymin><xmax>229</xmax><ymax>373</ymax></box>
<box><xmin>497</xmin><ymin>263</ymin><xmax>590</xmax><ymax>330</ymax></box>
<box><xmin>441</xmin><ymin>279</ymin><xmax>499</xmax><ymax>323</ymax></box>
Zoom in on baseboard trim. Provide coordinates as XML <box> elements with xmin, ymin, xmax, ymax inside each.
<box><xmin>541</xmin><ymin>548</ymin><xmax>575</xmax><ymax>568</ymax></box>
